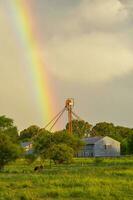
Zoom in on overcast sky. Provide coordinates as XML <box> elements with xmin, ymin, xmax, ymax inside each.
<box><xmin>1</xmin><ymin>0</ymin><xmax>133</xmax><ymax>130</ymax></box>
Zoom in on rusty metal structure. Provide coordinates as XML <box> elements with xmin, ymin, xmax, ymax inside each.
<box><xmin>65</xmin><ymin>98</ymin><xmax>74</xmax><ymax>134</ymax></box>
<box><xmin>44</xmin><ymin>98</ymin><xmax>80</xmax><ymax>134</ymax></box>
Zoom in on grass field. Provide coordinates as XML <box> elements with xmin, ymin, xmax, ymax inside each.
<box><xmin>0</xmin><ymin>157</ymin><xmax>133</xmax><ymax>200</ymax></box>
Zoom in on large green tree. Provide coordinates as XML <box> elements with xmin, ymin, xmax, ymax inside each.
<box><xmin>91</xmin><ymin>122</ymin><xmax>115</xmax><ymax>137</ymax></box>
<box><xmin>33</xmin><ymin>130</ymin><xmax>52</xmax><ymax>159</ymax></box>
<box><xmin>92</xmin><ymin>122</ymin><xmax>133</xmax><ymax>138</ymax></box>
<box><xmin>33</xmin><ymin>130</ymin><xmax>84</xmax><ymax>164</ymax></box>
<box><xmin>52</xmin><ymin>130</ymin><xmax>84</xmax><ymax>154</ymax></box>
<box><xmin>66</xmin><ymin>120</ymin><xmax>92</xmax><ymax>138</ymax></box>
<box><xmin>0</xmin><ymin>116</ymin><xmax>18</xmax><ymax>142</ymax></box>
<box><xmin>20</xmin><ymin>125</ymin><xmax>40</xmax><ymax>141</ymax></box>
<box><xmin>0</xmin><ymin>115</ymin><xmax>14</xmax><ymax>131</ymax></box>
<box><xmin>0</xmin><ymin>133</ymin><xmax>21</xmax><ymax>170</ymax></box>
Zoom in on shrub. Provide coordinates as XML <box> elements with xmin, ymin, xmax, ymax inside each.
<box><xmin>33</xmin><ymin>130</ymin><xmax>84</xmax><ymax>163</ymax></box>
<box><xmin>51</xmin><ymin>144</ymin><xmax>74</xmax><ymax>164</ymax></box>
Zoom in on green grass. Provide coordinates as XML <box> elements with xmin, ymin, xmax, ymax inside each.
<box><xmin>0</xmin><ymin>157</ymin><xmax>133</xmax><ymax>200</ymax></box>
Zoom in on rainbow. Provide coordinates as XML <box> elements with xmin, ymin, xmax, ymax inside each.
<box><xmin>7</xmin><ymin>0</ymin><xmax>55</xmax><ymax>123</ymax></box>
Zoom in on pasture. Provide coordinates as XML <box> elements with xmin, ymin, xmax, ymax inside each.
<box><xmin>0</xmin><ymin>157</ymin><xmax>133</xmax><ymax>200</ymax></box>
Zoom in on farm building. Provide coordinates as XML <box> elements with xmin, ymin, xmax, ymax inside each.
<box><xmin>78</xmin><ymin>136</ymin><xmax>120</xmax><ymax>157</ymax></box>
<box><xmin>21</xmin><ymin>141</ymin><xmax>33</xmax><ymax>155</ymax></box>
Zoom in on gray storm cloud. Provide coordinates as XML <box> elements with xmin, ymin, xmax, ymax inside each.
<box><xmin>44</xmin><ymin>0</ymin><xmax>133</xmax><ymax>83</ymax></box>
<box><xmin>1</xmin><ymin>0</ymin><xmax>133</xmax><ymax>129</ymax></box>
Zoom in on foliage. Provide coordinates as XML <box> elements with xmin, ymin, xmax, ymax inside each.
<box><xmin>91</xmin><ymin>122</ymin><xmax>115</xmax><ymax>137</ymax></box>
<box><xmin>121</xmin><ymin>138</ymin><xmax>128</xmax><ymax>155</ymax></box>
<box><xmin>92</xmin><ymin>122</ymin><xmax>133</xmax><ymax>139</ymax></box>
<box><xmin>4</xmin><ymin>126</ymin><xmax>18</xmax><ymax>143</ymax></box>
<box><xmin>0</xmin><ymin>115</ymin><xmax>18</xmax><ymax>143</ymax></box>
<box><xmin>24</xmin><ymin>154</ymin><xmax>37</xmax><ymax>164</ymax></box>
<box><xmin>91</xmin><ymin>122</ymin><xmax>133</xmax><ymax>154</ymax></box>
<box><xmin>66</xmin><ymin>120</ymin><xmax>92</xmax><ymax>138</ymax></box>
<box><xmin>20</xmin><ymin>125</ymin><xmax>40</xmax><ymax>141</ymax></box>
<box><xmin>34</xmin><ymin>130</ymin><xmax>84</xmax><ymax>163</ymax></box>
<box><xmin>0</xmin><ymin>116</ymin><xmax>14</xmax><ymax>131</ymax></box>
<box><xmin>51</xmin><ymin>144</ymin><xmax>74</xmax><ymax>164</ymax></box>
<box><xmin>0</xmin><ymin>157</ymin><xmax>133</xmax><ymax>199</ymax></box>
<box><xmin>126</xmin><ymin>134</ymin><xmax>133</xmax><ymax>154</ymax></box>
<box><xmin>0</xmin><ymin>133</ymin><xmax>21</xmax><ymax>170</ymax></box>
<box><xmin>33</xmin><ymin>130</ymin><xmax>52</xmax><ymax>159</ymax></box>
<box><xmin>52</xmin><ymin>130</ymin><xmax>84</xmax><ymax>153</ymax></box>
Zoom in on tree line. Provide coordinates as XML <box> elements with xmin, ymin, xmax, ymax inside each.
<box><xmin>0</xmin><ymin>115</ymin><xmax>133</xmax><ymax>170</ymax></box>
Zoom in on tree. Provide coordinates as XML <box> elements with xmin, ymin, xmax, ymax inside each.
<box><xmin>66</xmin><ymin>120</ymin><xmax>92</xmax><ymax>138</ymax></box>
<box><xmin>91</xmin><ymin>122</ymin><xmax>133</xmax><ymax>140</ymax></box>
<box><xmin>51</xmin><ymin>144</ymin><xmax>74</xmax><ymax>164</ymax></box>
<box><xmin>91</xmin><ymin>122</ymin><xmax>115</xmax><ymax>137</ymax></box>
<box><xmin>53</xmin><ymin>130</ymin><xmax>84</xmax><ymax>154</ymax></box>
<box><xmin>0</xmin><ymin>116</ymin><xmax>18</xmax><ymax>143</ymax></box>
<box><xmin>0</xmin><ymin>116</ymin><xmax>14</xmax><ymax>131</ymax></box>
<box><xmin>33</xmin><ymin>130</ymin><xmax>52</xmax><ymax>159</ymax></box>
<box><xmin>121</xmin><ymin>138</ymin><xmax>128</xmax><ymax>155</ymax></box>
<box><xmin>0</xmin><ymin>133</ymin><xmax>21</xmax><ymax>170</ymax></box>
<box><xmin>115</xmin><ymin>126</ymin><xmax>133</xmax><ymax>139</ymax></box>
<box><xmin>91</xmin><ymin>122</ymin><xmax>133</xmax><ymax>154</ymax></box>
<box><xmin>126</xmin><ymin>134</ymin><xmax>133</xmax><ymax>154</ymax></box>
<box><xmin>20</xmin><ymin>125</ymin><xmax>40</xmax><ymax>141</ymax></box>
<box><xmin>33</xmin><ymin>130</ymin><xmax>84</xmax><ymax>163</ymax></box>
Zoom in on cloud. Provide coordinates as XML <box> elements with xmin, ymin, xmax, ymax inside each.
<box><xmin>45</xmin><ymin>33</ymin><xmax>133</xmax><ymax>83</ymax></box>
<box><xmin>78</xmin><ymin>0</ymin><xmax>128</xmax><ymax>28</ymax></box>
<box><xmin>44</xmin><ymin>0</ymin><xmax>133</xmax><ymax>83</ymax></box>
<box><xmin>1</xmin><ymin>0</ymin><xmax>133</xmax><ymax>129</ymax></box>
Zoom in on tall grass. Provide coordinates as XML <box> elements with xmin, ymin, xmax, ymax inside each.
<box><xmin>0</xmin><ymin>157</ymin><xmax>133</xmax><ymax>200</ymax></box>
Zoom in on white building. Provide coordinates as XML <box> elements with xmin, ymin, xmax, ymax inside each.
<box><xmin>21</xmin><ymin>141</ymin><xmax>33</xmax><ymax>155</ymax></box>
<box><xmin>78</xmin><ymin>136</ymin><xmax>120</xmax><ymax>157</ymax></box>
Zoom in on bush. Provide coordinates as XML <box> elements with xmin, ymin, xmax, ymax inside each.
<box><xmin>33</xmin><ymin>130</ymin><xmax>84</xmax><ymax>163</ymax></box>
<box><xmin>51</xmin><ymin>144</ymin><xmax>74</xmax><ymax>164</ymax></box>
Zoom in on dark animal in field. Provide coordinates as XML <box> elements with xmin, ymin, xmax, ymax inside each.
<box><xmin>34</xmin><ymin>165</ymin><xmax>44</xmax><ymax>172</ymax></box>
